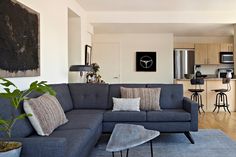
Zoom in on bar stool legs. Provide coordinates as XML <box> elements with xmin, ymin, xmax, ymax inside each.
<box><xmin>213</xmin><ymin>92</ymin><xmax>230</xmax><ymax>114</ymax></box>
<box><xmin>191</xmin><ymin>92</ymin><xmax>205</xmax><ymax>114</ymax></box>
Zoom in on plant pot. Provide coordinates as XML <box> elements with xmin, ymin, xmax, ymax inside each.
<box><xmin>0</xmin><ymin>141</ymin><xmax>22</xmax><ymax>157</ymax></box>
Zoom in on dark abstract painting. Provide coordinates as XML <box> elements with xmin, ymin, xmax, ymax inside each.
<box><xmin>0</xmin><ymin>0</ymin><xmax>40</xmax><ymax>77</ymax></box>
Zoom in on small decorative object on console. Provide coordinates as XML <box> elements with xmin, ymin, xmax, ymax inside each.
<box><xmin>86</xmin><ymin>63</ymin><xmax>105</xmax><ymax>83</ymax></box>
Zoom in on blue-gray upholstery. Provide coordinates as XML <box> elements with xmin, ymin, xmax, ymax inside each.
<box><xmin>67</xmin><ymin>109</ymin><xmax>105</xmax><ymax>115</ymax></box>
<box><xmin>8</xmin><ymin>137</ymin><xmax>66</xmax><ymax>157</ymax></box>
<box><xmin>147</xmin><ymin>84</ymin><xmax>184</xmax><ymax>109</ymax></box>
<box><xmin>0</xmin><ymin>98</ymin><xmax>34</xmax><ymax>138</ymax></box>
<box><xmin>103</xmin><ymin>111</ymin><xmax>146</xmax><ymax>122</ymax></box>
<box><xmin>58</xmin><ymin>111</ymin><xmax>103</xmax><ymax>131</ymax></box>
<box><xmin>0</xmin><ymin>83</ymin><xmax>198</xmax><ymax>157</ymax></box>
<box><xmin>68</xmin><ymin>83</ymin><xmax>109</xmax><ymax>109</ymax></box>
<box><xmin>103</xmin><ymin>122</ymin><xmax>190</xmax><ymax>133</ymax></box>
<box><xmin>183</xmin><ymin>97</ymin><xmax>198</xmax><ymax>131</ymax></box>
<box><xmin>50</xmin><ymin>84</ymin><xmax>74</xmax><ymax>112</ymax></box>
<box><xmin>147</xmin><ymin>109</ymin><xmax>191</xmax><ymax>122</ymax></box>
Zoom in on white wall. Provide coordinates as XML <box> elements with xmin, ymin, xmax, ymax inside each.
<box><xmin>93</xmin><ymin>34</ymin><xmax>174</xmax><ymax>83</ymax></box>
<box><xmin>5</xmin><ymin>0</ymin><xmax>90</xmax><ymax>90</ymax></box>
<box><xmin>174</xmin><ymin>36</ymin><xmax>234</xmax><ymax>44</ymax></box>
<box><xmin>234</xmin><ymin>25</ymin><xmax>236</xmax><ymax>71</ymax></box>
<box><xmin>68</xmin><ymin>11</ymin><xmax>82</xmax><ymax>83</ymax></box>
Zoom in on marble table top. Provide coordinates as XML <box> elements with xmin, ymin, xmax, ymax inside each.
<box><xmin>106</xmin><ymin>124</ymin><xmax>160</xmax><ymax>152</ymax></box>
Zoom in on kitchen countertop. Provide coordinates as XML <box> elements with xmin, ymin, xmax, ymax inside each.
<box><xmin>175</xmin><ymin>78</ymin><xmax>236</xmax><ymax>81</ymax></box>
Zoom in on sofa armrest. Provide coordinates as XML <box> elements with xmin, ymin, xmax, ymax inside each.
<box><xmin>183</xmin><ymin>97</ymin><xmax>198</xmax><ymax>131</ymax></box>
<box><xmin>6</xmin><ymin>137</ymin><xmax>66</xmax><ymax>157</ymax></box>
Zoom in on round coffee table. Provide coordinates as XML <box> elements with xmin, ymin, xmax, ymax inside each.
<box><xmin>106</xmin><ymin>124</ymin><xmax>160</xmax><ymax>157</ymax></box>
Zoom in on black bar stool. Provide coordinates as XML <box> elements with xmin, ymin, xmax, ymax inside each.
<box><xmin>188</xmin><ymin>78</ymin><xmax>205</xmax><ymax>114</ymax></box>
<box><xmin>212</xmin><ymin>78</ymin><xmax>231</xmax><ymax>114</ymax></box>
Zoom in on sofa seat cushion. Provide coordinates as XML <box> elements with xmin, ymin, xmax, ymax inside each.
<box><xmin>103</xmin><ymin>110</ymin><xmax>146</xmax><ymax>122</ymax></box>
<box><xmin>147</xmin><ymin>109</ymin><xmax>191</xmax><ymax>122</ymax></box>
<box><xmin>30</xmin><ymin>129</ymin><xmax>93</xmax><ymax>157</ymax></box>
<box><xmin>66</xmin><ymin>109</ymin><xmax>105</xmax><ymax>115</ymax></box>
<box><xmin>57</xmin><ymin>110</ymin><xmax>103</xmax><ymax>131</ymax></box>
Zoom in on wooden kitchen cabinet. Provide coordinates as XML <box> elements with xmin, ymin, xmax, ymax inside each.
<box><xmin>175</xmin><ymin>79</ymin><xmax>236</xmax><ymax>112</ymax></box>
<box><xmin>195</xmin><ymin>44</ymin><xmax>208</xmax><ymax>64</ymax></box>
<box><xmin>194</xmin><ymin>43</ymin><xmax>221</xmax><ymax>65</ymax></box>
<box><xmin>221</xmin><ymin>43</ymin><xmax>234</xmax><ymax>52</ymax></box>
<box><xmin>207</xmin><ymin>44</ymin><xmax>220</xmax><ymax>64</ymax></box>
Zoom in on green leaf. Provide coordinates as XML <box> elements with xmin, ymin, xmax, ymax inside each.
<box><xmin>0</xmin><ymin>78</ymin><xmax>16</xmax><ymax>88</ymax></box>
<box><xmin>15</xmin><ymin>113</ymin><xmax>31</xmax><ymax>120</ymax></box>
<box><xmin>30</xmin><ymin>81</ymin><xmax>38</xmax><ymax>89</ymax></box>
<box><xmin>0</xmin><ymin>93</ymin><xmax>12</xmax><ymax>99</ymax></box>
<box><xmin>0</xmin><ymin>119</ymin><xmax>8</xmax><ymax>126</ymax></box>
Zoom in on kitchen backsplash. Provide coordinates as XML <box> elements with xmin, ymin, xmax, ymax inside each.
<box><xmin>198</xmin><ymin>64</ymin><xmax>234</xmax><ymax>75</ymax></box>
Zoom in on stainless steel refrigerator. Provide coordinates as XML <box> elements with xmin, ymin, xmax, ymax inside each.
<box><xmin>174</xmin><ymin>49</ymin><xmax>195</xmax><ymax>79</ymax></box>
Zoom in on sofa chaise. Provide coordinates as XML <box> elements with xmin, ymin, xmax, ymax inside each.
<box><xmin>0</xmin><ymin>83</ymin><xmax>198</xmax><ymax>157</ymax></box>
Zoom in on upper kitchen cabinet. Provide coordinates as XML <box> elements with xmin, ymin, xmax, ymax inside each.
<box><xmin>221</xmin><ymin>43</ymin><xmax>234</xmax><ymax>52</ymax></box>
<box><xmin>195</xmin><ymin>44</ymin><xmax>208</xmax><ymax>64</ymax></box>
<box><xmin>207</xmin><ymin>44</ymin><xmax>220</xmax><ymax>64</ymax></box>
<box><xmin>195</xmin><ymin>43</ymin><xmax>220</xmax><ymax>65</ymax></box>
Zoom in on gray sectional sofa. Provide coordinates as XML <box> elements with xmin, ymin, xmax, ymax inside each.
<box><xmin>0</xmin><ymin>83</ymin><xmax>198</xmax><ymax>157</ymax></box>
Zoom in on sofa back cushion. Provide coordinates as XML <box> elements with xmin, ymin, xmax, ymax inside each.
<box><xmin>50</xmin><ymin>84</ymin><xmax>74</xmax><ymax>112</ymax></box>
<box><xmin>69</xmin><ymin>83</ymin><xmax>109</xmax><ymax>109</ymax></box>
<box><xmin>0</xmin><ymin>98</ymin><xmax>34</xmax><ymax>138</ymax></box>
<box><xmin>146</xmin><ymin>84</ymin><xmax>183</xmax><ymax>109</ymax></box>
<box><xmin>108</xmin><ymin>84</ymin><xmax>146</xmax><ymax>109</ymax></box>
<box><xmin>27</xmin><ymin>84</ymin><xmax>74</xmax><ymax>112</ymax></box>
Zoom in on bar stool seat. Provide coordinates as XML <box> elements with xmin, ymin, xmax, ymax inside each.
<box><xmin>213</xmin><ymin>89</ymin><xmax>228</xmax><ymax>93</ymax></box>
<box><xmin>188</xmin><ymin>78</ymin><xmax>205</xmax><ymax>114</ymax></box>
<box><xmin>188</xmin><ymin>89</ymin><xmax>204</xmax><ymax>93</ymax></box>
<box><xmin>212</xmin><ymin>78</ymin><xmax>231</xmax><ymax>114</ymax></box>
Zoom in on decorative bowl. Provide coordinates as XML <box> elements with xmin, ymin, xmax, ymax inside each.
<box><xmin>184</xmin><ymin>74</ymin><xmax>194</xmax><ymax>79</ymax></box>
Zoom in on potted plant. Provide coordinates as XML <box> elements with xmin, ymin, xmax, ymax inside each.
<box><xmin>0</xmin><ymin>78</ymin><xmax>55</xmax><ymax>157</ymax></box>
<box><xmin>86</xmin><ymin>63</ymin><xmax>105</xmax><ymax>83</ymax></box>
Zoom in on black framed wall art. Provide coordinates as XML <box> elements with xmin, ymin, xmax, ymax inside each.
<box><xmin>0</xmin><ymin>0</ymin><xmax>40</xmax><ymax>77</ymax></box>
<box><xmin>136</xmin><ymin>52</ymin><xmax>156</xmax><ymax>72</ymax></box>
<box><xmin>85</xmin><ymin>45</ymin><xmax>92</xmax><ymax>65</ymax></box>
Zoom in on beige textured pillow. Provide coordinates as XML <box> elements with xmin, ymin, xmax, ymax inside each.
<box><xmin>120</xmin><ymin>87</ymin><xmax>161</xmax><ymax>111</ymax></box>
<box><xmin>23</xmin><ymin>94</ymin><xmax>68</xmax><ymax>136</ymax></box>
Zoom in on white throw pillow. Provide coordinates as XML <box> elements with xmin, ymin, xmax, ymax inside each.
<box><xmin>23</xmin><ymin>94</ymin><xmax>68</xmax><ymax>136</ymax></box>
<box><xmin>112</xmin><ymin>97</ymin><xmax>141</xmax><ymax>111</ymax></box>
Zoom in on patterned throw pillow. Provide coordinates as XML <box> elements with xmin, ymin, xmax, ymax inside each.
<box><xmin>120</xmin><ymin>87</ymin><xmax>161</xmax><ymax>111</ymax></box>
<box><xmin>112</xmin><ymin>97</ymin><xmax>140</xmax><ymax>111</ymax></box>
<box><xmin>23</xmin><ymin>94</ymin><xmax>68</xmax><ymax>136</ymax></box>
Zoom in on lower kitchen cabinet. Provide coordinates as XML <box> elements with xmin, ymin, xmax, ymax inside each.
<box><xmin>175</xmin><ymin>79</ymin><xmax>236</xmax><ymax>112</ymax></box>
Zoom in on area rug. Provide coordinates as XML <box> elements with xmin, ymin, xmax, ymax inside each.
<box><xmin>90</xmin><ymin>129</ymin><xmax>236</xmax><ymax>157</ymax></box>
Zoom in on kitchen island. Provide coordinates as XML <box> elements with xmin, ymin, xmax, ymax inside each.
<box><xmin>175</xmin><ymin>78</ymin><xmax>236</xmax><ymax>112</ymax></box>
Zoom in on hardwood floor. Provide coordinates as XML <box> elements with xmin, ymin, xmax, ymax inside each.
<box><xmin>198</xmin><ymin>112</ymin><xmax>236</xmax><ymax>140</ymax></box>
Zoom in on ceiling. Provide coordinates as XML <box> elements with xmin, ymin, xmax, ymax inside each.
<box><xmin>94</xmin><ymin>23</ymin><xmax>234</xmax><ymax>36</ymax></box>
<box><xmin>77</xmin><ymin>0</ymin><xmax>235</xmax><ymax>36</ymax></box>
<box><xmin>77</xmin><ymin>0</ymin><xmax>236</xmax><ymax>12</ymax></box>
